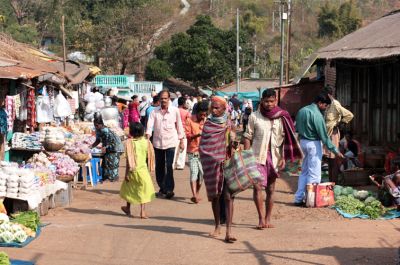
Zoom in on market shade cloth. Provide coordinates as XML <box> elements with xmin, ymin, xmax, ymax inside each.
<box><xmin>214</xmin><ymin>91</ymin><xmax>260</xmax><ymax>109</ymax></box>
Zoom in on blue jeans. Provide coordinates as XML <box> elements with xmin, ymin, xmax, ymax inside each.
<box><xmin>154</xmin><ymin>147</ymin><xmax>176</xmax><ymax>193</ymax></box>
<box><xmin>294</xmin><ymin>139</ymin><xmax>322</xmax><ymax>203</ymax></box>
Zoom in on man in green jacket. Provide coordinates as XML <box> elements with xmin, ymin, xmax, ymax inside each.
<box><xmin>294</xmin><ymin>93</ymin><xmax>344</xmax><ymax>206</ymax></box>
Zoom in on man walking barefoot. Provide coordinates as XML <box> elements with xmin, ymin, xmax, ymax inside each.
<box><xmin>199</xmin><ymin>96</ymin><xmax>237</xmax><ymax>243</ymax></box>
<box><xmin>243</xmin><ymin>89</ymin><xmax>302</xmax><ymax>229</ymax></box>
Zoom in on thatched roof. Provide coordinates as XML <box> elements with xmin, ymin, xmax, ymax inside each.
<box><xmin>318</xmin><ymin>10</ymin><xmax>400</xmax><ymax>60</ymax></box>
<box><xmin>0</xmin><ymin>33</ymin><xmax>91</xmax><ymax>83</ymax></box>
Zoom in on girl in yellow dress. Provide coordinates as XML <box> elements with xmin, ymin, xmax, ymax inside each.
<box><xmin>120</xmin><ymin>122</ymin><xmax>155</xmax><ymax>218</ymax></box>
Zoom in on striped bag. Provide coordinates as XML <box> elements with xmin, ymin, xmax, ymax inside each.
<box><xmin>223</xmin><ymin>149</ymin><xmax>263</xmax><ymax>196</ymax></box>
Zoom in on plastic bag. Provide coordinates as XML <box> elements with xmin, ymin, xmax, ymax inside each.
<box><xmin>54</xmin><ymin>91</ymin><xmax>72</xmax><ymax>117</ymax></box>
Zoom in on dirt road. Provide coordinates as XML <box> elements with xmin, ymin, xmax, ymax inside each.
<box><xmin>4</xmin><ymin>164</ymin><xmax>400</xmax><ymax>265</ymax></box>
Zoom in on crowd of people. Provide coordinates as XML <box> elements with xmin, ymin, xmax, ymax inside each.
<box><xmin>89</xmin><ymin>86</ymin><xmax>400</xmax><ymax>244</ymax></box>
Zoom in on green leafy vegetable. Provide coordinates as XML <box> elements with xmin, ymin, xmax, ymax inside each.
<box><xmin>0</xmin><ymin>252</ymin><xmax>10</xmax><ymax>265</ymax></box>
<box><xmin>11</xmin><ymin>211</ymin><xmax>40</xmax><ymax>232</ymax></box>
<box><xmin>335</xmin><ymin>195</ymin><xmax>364</xmax><ymax>215</ymax></box>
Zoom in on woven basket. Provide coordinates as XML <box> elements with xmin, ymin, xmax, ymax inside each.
<box><xmin>43</xmin><ymin>142</ymin><xmax>64</xmax><ymax>152</ymax></box>
<box><xmin>67</xmin><ymin>153</ymin><xmax>90</xmax><ymax>163</ymax></box>
<box><xmin>57</xmin><ymin>175</ymin><xmax>74</xmax><ymax>183</ymax></box>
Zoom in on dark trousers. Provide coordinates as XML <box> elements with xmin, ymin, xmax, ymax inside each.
<box><xmin>154</xmin><ymin>147</ymin><xmax>176</xmax><ymax>193</ymax></box>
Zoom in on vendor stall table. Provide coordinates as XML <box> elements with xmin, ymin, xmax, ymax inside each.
<box><xmin>9</xmin><ymin>148</ymin><xmax>42</xmax><ymax>163</ymax></box>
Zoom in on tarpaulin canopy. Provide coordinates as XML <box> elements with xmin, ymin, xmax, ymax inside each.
<box><xmin>214</xmin><ymin>91</ymin><xmax>261</xmax><ymax>108</ymax></box>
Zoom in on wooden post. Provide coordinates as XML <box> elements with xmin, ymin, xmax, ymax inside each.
<box><xmin>61</xmin><ymin>15</ymin><xmax>66</xmax><ymax>72</ymax></box>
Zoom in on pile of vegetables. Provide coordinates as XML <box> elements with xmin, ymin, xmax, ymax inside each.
<box><xmin>0</xmin><ymin>252</ymin><xmax>10</xmax><ymax>265</ymax></box>
<box><xmin>334</xmin><ymin>185</ymin><xmax>387</xmax><ymax>219</ymax></box>
<box><xmin>11</xmin><ymin>211</ymin><xmax>40</xmax><ymax>232</ymax></box>
<box><xmin>0</xmin><ymin>220</ymin><xmax>30</xmax><ymax>244</ymax></box>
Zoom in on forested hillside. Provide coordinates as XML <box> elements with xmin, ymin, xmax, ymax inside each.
<box><xmin>0</xmin><ymin>0</ymin><xmax>399</xmax><ymax>86</ymax></box>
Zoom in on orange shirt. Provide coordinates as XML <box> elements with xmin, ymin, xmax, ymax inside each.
<box><xmin>185</xmin><ymin>115</ymin><xmax>204</xmax><ymax>154</ymax></box>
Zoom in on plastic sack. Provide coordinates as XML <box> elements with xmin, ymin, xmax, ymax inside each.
<box><xmin>36</xmin><ymin>96</ymin><xmax>53</xmax><ymax>123</ymax></box>
<box><xmin>54</xmin><ymin>91</ymin><xmax>72</xmax><ymax>118</ymax></box>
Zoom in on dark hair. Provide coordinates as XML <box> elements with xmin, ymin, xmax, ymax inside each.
<box><xmin>314</xmin><ymin>92</ymin><xmax>332</xmax><ymax>105</ymax></box>
<box><xmin>129</xmin><ymin>122</ymin><xmax>144</xmax><ymax>138</ymax></box>
<box><xmin>159</xmin><ymin>89</ymin><xmax>170</xmax><ymax>98</ymax></box>
<box><xmin>196</xmin><ymin>101</ymin><xmax>209</xmax><ymax>114</ymax></box>
<box><xmin>262</xmin><ymin>89</ymin><xmax>276</xmax><ymax>99</ymax></box>
<box><xmin>323</xmin><ymin>85</ymin><xmax>333</xmax><ymax>95</ymax></box>
<box><xmin>347</xmin><ymin>140</ymin><xmax>358</xmax><ymax>157</ymax></box>
<box><xmin>178</xmin><ymin>97</ymin><xmax>186</xmax><ymax>106</ymax></box>
<box><xmin>131</xmin><ymin>95</ymin><xmax>138</xmax><ymax>100</ymax></box>
<box><xmin>93</xmin><ymin>112</ymin><xmax>104</xmax><ymax>125</ymax></box>
<box><xmin>153</xmin><ymin>95</ymin><xmax>160</xmax><ymax>104</ymax></box>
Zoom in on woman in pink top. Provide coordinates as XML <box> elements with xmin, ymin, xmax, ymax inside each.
<box><xmin>129</xmin><ymin>95</ymin><xmax>140</xmax><ymax>123</ymax></box>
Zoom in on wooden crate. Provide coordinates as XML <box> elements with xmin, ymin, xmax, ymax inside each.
<box><xmin>342</xmin><ymin>169</ymin><xmax>372</xmax><ymax>186</ymax></box>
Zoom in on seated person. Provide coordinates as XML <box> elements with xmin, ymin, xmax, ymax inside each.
<box><xmin>383</xmin><ymin>171</ymin><xmax>400</xmax><ymax>210</ymax></box>
<box><xmin>340</xmin><ymin>133</ymin><xmax>361</xmax><ymax>171</ymax></box>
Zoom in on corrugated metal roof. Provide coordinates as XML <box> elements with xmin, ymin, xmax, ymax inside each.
<box><xmin>318</xmin><ymin>10</ymin><xmax>400</xmax><ymax>60</ymax></box>
<box><xmin>217</xmin><ymin>78</ymin><xmax>279</xmax><ymax>93</ymax></box>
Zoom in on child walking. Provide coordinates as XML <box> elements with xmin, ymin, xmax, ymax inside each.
<box><xmin>185</xmin><ymin>101</ymin><xmax>208</xmax><ymax>203</ymax></box>
<box><xmin>121</xmin><ymin>122</ymin><xmax>156</xmax><ymax>218</ymax></box>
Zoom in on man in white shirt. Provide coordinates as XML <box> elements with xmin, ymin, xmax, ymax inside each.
<box><xmin>139</xmin><ymin>95</ymin><xmax>150</xmax><ymax>125</ymax></box>
<box><xmin>172</xmin><ymin>91</ymin><xmax>182</xmax><ymax>107</ymax></box>
<box><xmin>243</xmin><ymin>89</ymin><xmax>301</xmax><ymax>229</ymax></box>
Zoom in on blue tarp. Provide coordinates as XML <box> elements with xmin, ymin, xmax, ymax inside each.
<box><xmin>11</xmin><ymin>260</ymin><xmax>34</xmax><ymax>265</ymax></box>
<box><xmin>334</xmin><ymin>207</ymin><xmax>400</xmax><ymax>220</ymax></box>
<box><xmin>0</xmin><ymin>226</ymin><xmax>41</xmax><ymax>248</ymax></box>
<box><xmin>214</xmin><ymin>91</ymin><xmax>261</xmax><ymax>108</ymax></box>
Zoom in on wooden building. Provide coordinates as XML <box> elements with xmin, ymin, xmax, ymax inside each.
<box><xmin>317</xmin><ymin>10</ymin><xmax>400</xmax><ymax>146</ymax></box>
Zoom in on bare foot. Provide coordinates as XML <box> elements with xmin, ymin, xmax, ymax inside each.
<box><xmin>256</xmin><ymin>219</ymin><xmax>265</xmax><ymax>230</ymax></box>
<box><xmin>263</xmin><ymin>223</ymin><xmax>275</xmax><ymax>228</ymax></box>
<box><xmin>140</xmin><ymin>215</ymin><xmax>149</xmax><ymax>219</ymax></box>
<box><xmin>121</xmin><ymin>206</ymin><xmax>131</xmax><ymax>217</ymax></box>
<box><xmin>224</xmin><ymin>236</ymin><xmax>237</xmax><ymax>243</ymax></box>
<box><xmin>209</xmin><ymin>227</ymin><xmax>221</xmax><ymax>238</ymax></box>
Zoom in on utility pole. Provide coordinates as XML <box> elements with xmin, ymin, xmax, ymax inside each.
<box><xmin>61</xmin><ymin>15</ymin><xmax>66</xmax><ymax>72</ymax></box>
<box><xmin>285</xmin><ymin>0</ymin><xmax>292</xmax><ymax>84</ymax></box>
<box><xmin>279</xmin><ymin>1</ymin><xmax>285</xmax><ymax>88</ymax></box>
<box><xmin>253</xmin><ymin>43</ymin><xmax>257</xmax><ymax>75</ymax></box>
<box><xmin>236</xmin><ymin>8</ymin><xmax>240</xmax><ymax>93</ymax></box>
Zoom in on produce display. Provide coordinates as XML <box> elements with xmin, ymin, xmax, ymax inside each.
<box><xmin>11</xmin><ymin>132</ymin><xmax>42</xmax><ymax>150</ymax></box>
<box><xmin>0</xmin><ymin>251</ymin><xmax>10</xmax><ymax>265</ymax></box>
<box><xmin>48</xmin><ymin>153</ymin><xmax>79</xmax><ymax>177</ymax></box>
<box><xmin>11</xmin><ymin>211</ymin><xmax>40</xmax><ymax>233</ymax></box>
<box><xmin>26</xmin><ymin>153</ymin><xmax>56</xmax><ymax>186</ymax></box>
<box><xmin>0</xmin><ymin>221</ymin><xmax>30</xmax><ymax>243</ymax></box>
<box><xmin>334</xmin><ymin>185</ymin><xmax>387</xmax><ymax>219</ymax></box>
<box><xmin>0</xmin><ymin>211</ymin><xmax>39</xmax><ymax>245</ymax></box>
<box><xmin>65</xmin><ymin>135</ymin><xmax>95</xmax><ymax>155</ymax></box>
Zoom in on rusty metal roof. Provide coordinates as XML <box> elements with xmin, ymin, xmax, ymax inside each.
<box><xmin>318</xmin><ymin>10</ymin><xmax>400</xmax><ymax>60</ymax></box>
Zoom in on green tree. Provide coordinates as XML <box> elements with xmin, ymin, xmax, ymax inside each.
<box><xmin>145</xmin><ymin>59</ymin><xmax>172</xmax><ymax>81</ymax></box>
<box><xmin>318</xmin><ymin>1</ymin><xmax>362</xmax><ymax>38</ymax></box>
<box><xmin>149</xmin><ymin>15</ymin><xmax>253</xmax><ymax>87</ymax></box>
<box><xmin>339</xmin><ymin>0</ymin><xmax>362</xmax><ymax>36</ymax></box>
<box><xmin>318</xmin><ymin>3</ymin><xmax>342</xmax><ymax>38</ymax></box>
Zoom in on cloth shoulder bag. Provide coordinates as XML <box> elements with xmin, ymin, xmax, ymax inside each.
<box><xmin>223</xmin><ymin>148</ymin><xmax>263</xmax><ymax>196</ymax></box>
